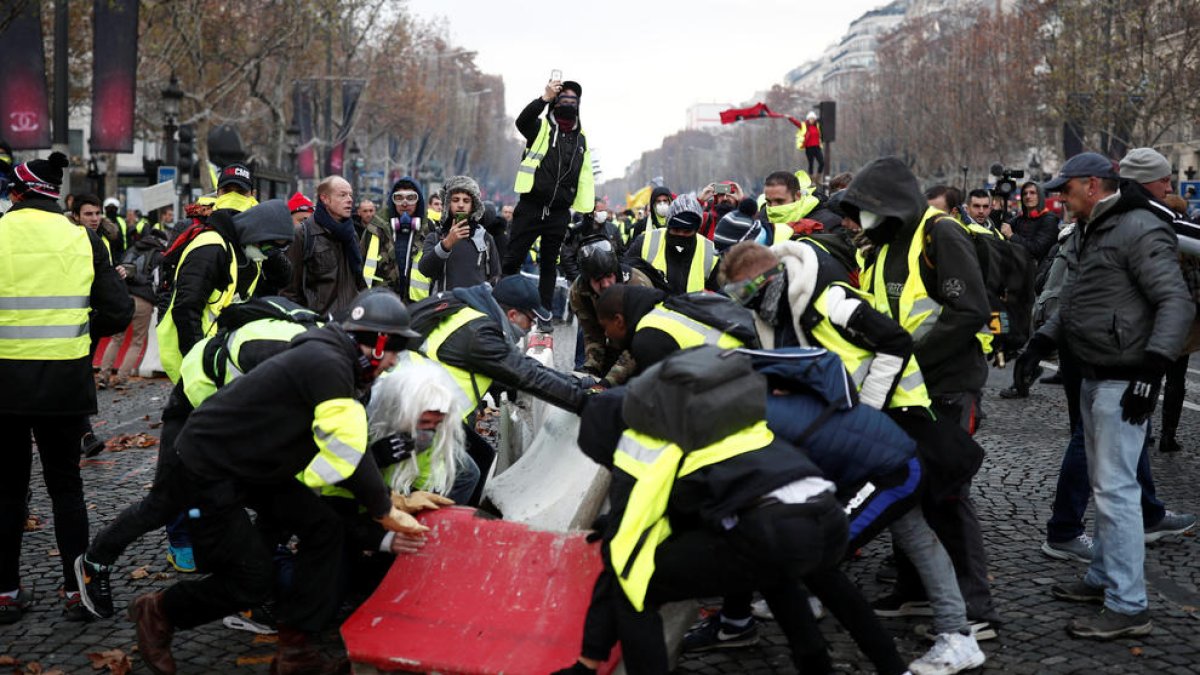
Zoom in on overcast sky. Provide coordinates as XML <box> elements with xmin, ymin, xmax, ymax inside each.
<box><xmin>405</xmin><ymin>0</ymin><xmax>889</xmax><ymax>179</ymax></box>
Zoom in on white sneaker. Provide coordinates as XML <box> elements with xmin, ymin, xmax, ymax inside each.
<box><xmin>909</xmin><ymin>632</ymin><xmax>986</xmax><ymax>675</ymax></box>
<box><xmin>749</xmin><ymin>596</ymin><xmax>823</xmax><ymax>621</ymax></box>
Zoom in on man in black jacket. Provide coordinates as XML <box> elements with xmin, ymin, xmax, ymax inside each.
<box><xmin>0</xmin><ymin>153</ymin><xmax>133</xmax><ymax>624</ymax></box>
<box><xmin>1001</xmin><ymin>182</ymin><xmax>1058</xmax><ymax>265</ymax></box>
<box><xmin>841</xmin><ymin>157</ymin><xmax>1000</xmax><ymax>635</ymax></box>
<box><xmin>502</xmin><ymin>78</ymin><xmax>595</xmax><ymax>317</ymax></box>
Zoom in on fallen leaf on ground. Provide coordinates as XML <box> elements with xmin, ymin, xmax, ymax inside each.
<box><xmin>85</xmin><ymin>649</ymin><xmax>131</xmax><ymax>674</ymax></box>
<box><xmin>0</xmin><ymin>655</ymin><xmax>19</xmax><ymax>666</ymax></box>
<box><xmin>148</xmin><ymin>422</ymin><xmax>162</xmax><ymax>429</ymax></box>
<box><xmin>153</xmin><ymin>572</ymin><xmax>172</xmax><ymax>581</ymax></box>
<box><xmin>1130</xmin><ymin>646</ymin><xmax>1144</xmax><ymax>657</ymax></box>
<box><xmin>252</xmin><ymin>635</ymin><xmax>278</xmax><ymax>644</ymax></box>
<box><xmin>105</xmin><ymin>433</ymin><xmax>159</xmax><ymax>451</ymax></box>
<box><xmin>48</xmin><ymin>549</ymin><xmax>59</xmax><ymax>557</ymax></box>
<box><xmin>235</xmin><ymin>655</ymin><xmax>275</xmax><ymax>666</ymax></box>
<box><xmin>24</xmin><ymin>660</ymin><xmax>42</xmax><ymax>673</ymax></box>
<box><xmin>24</xmin><ymin>515</ymin><xmax>41</xmax><ymax>532</ymax></box>
<box><xmin>130</xmin><ymin>567</ymin><xmax>149</xmax><ymax>580</ymax></box>
<box><xmin>87</xmin><ymin>504</ymin><xmax>97</xmax><ymax>510</ymax></box>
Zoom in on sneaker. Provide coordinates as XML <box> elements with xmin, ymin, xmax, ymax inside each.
<box><xmin>681</xmin><ymin>614</ymin><xmax>759</xmax><ymax>652</ymax></box>
<box><xmin>63</xmin><ymin>592</ymin><xmax>93</xmax><ymax>622</ymax></box>
<box><xmin>998</xmin><ymin>386</ymin><xmax>1028</xmax><ymax>399</ymax></box>
<box><xmin>1144</xmin><ymin>511</ymin><xmax>1196</xmax><ymax>543</ymax></box>
<box><xmin>909</xmin><ymin>631</ymin><xmax>986</xmax><ymax>675</ymax></box>
<box><xmin>74</xmin><ymin>555</ymin><xmax>114</xmax><ymax>618</ymax></box>
<box><xmin>750</xmin><ymin>598</ymin><xmax>774</xmax><ymax>621</ymax></box>
<box><xmin>0</xmin><ymin>588</ymin><xmax>34</xmax><ymax>624</ymax></box>
<box><xmin>81</xmin><ymin>432</ymin><xmax>106</xmax><ymax>458</ymax></box>
<box><xmin>1158</xmin><ymin>435</ymin><xmax>1181</xmax><ymax>453</ymax></box>
<box><xmin>1040</xmin><ymin>371</ymin><xmax>1063</xmax><ymax>385</ymax></box>
<box><xmin>1042</xmin><ymin>534</ymin><xmax>1094</xmax><ymax>563</ymax></box>
<box><xmin>872</xmin><ymin>594</ymin><xmax>933</xmax><ymax>617</ymax></box>
<box><xmin>535</xmin><ymin>317</ymin><xmax>554</xmax><ymax>334</ymax></box>
<box><xmin>222</xmin><ymin>605</ymin><xmax>278</xmax><ymax>635</ymax></box>
<box><xmin>1067</xmin><ymin>608</ymin><xmax>1152</xmax><ymax>640</ymax></box>
<box><xmin>166</xmin><ymin>545</ymin><xmax>197</xmax><ymax>573</ymax></box>
<box><xmin>1050</xmin><ymin>580</ymin><xmax>1105</xmax><ymax>604</ymax></box>
<box><xmin>917</xmin><ymin>621</ymin><xmax>998</xmax><ymax>642</ymax></box>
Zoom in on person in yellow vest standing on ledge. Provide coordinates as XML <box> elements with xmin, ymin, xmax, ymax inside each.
<box><xmin>502</xmin><ymin>77</ymin><xmax>594</xmax><ymax>328</ymax></box>
<box><xmin>0</xmin><ymin>152</ymin><xmax>133</xmax><ymax>624</ymax></box>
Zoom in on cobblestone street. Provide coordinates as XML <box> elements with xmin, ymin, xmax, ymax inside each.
<box><xmin>2</xmin><ymin>360</ymin><xmax>1198</xmax><ymax>673</ymax></box>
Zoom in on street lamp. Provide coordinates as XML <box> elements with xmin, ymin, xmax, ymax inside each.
<box><xmin>160</xmin><ymin>73</ymin><xmax>183</xmax><ymax>167</ymax></box>
<box><xmin>349</xmin><ymin>141</ymin><xmax>361</xmax><ymax>196</ymax></box>
<box><xmin>286</xmin><ymin>122</ymin><xmax>300</xmax><ymax>188</ymax></box>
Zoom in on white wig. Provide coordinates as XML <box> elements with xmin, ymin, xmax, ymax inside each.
<box><xmin>367</xmin><ymin>361</ymin><xmax>467</xmax><ymax>495</ymax></box>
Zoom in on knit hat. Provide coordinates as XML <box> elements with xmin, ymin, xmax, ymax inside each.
<box><xmin>288</xmin><ymin>191</ymin><xmax>314</xmax><ymax>214</ymax></box>
<box><xmin>1119</xmin><ymin>148</ymin><xmax>1172</xmax><ymax>185</ymax></box>
<box><xmin>12</xmin><ymin>151</ymin><xmax>68</xmax><ymax>199</ymax></box>
<box><xmin>217</xmin><ymin>163</ymin><xmax>253</xmax><ymax>191</ymax></box>
<box><xmin>713</xmin><ymin>198</ymin><xmax>763</xmax><ymax>253</ymax></box>
<box><xmin>665</xmin><ymin>193</ymin><xmax>703</xmax><ymax>231</ymax></box>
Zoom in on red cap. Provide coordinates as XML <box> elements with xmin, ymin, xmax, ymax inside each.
<box><xmin>288</xmin><ymin>191</ymin><xmax>314</xmax><ymax>214</ymax></box>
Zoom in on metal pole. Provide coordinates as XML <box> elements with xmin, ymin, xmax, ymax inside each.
<box><xmin>53</xmin><ymin>0</ymin><xmax>70</xmax><ymax>200</ymax></box>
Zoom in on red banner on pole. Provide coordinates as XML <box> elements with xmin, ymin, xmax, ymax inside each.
<box><xmin>90</xmin><ymin>0</ymin><xmax>139</xmax><ymax>153</ymax></box>
<box><xmin>0</xmin><ymin>3</ymin><xmax>53</xmax><ymax>149</ymax></box>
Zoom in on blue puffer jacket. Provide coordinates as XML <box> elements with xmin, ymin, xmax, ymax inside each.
<box><xmin>748</xmin><ymin>347</ymin><xmax>916</xmax><ymax>499</ymax></box>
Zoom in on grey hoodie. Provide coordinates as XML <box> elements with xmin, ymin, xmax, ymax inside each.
<box><xmin>233</xmin><ymin>199</ymin><xmax>296</xmax><ymax>245</ymax></box>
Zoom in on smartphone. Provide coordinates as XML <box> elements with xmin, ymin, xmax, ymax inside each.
<box><xmin>714</xmin><ymin>183</ymin><xmax>731</xmax><ymax>195</ymax></box>
<box><xmin>550</xmin><ymin>69</ymin><xmax>562</xmax><ymax>82</ymax></box>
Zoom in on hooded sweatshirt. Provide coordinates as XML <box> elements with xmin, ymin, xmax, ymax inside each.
<box><xmin>845</xmin><ymin>157</ymin><xmax>991</xmax><ymax>395</ymax></box>
<box><xmin>629</xmin><ymin>186</ymin><xmax>674</xmax><ymax>242</ymax></box>
<box><xmin>1007</xmin><ymin>181</ymin><xmax>1058</xmax><ymax>262</ymax></box>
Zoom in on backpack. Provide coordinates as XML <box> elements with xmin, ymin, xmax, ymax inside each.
<box><xmin>214</xmin><ymin>296</ymin><xmax>321</xmax><ymax>331</ymax></box>
<box><xmin>661</xmin><ymin>291</ymin><xmax>762</xmax><ymax>348</ymax></box>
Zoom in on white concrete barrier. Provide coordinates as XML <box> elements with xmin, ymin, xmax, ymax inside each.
<box><xmin>137</xmin><ymin>309</ymin><xmax>165</xmax><ymax>378</ymax></box>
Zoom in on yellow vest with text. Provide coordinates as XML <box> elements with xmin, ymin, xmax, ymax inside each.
<box><xmin>635</xmin><ymin>302</ymin><xmax>744</xmax><ymax>351</ymax></box>
<box><xmin>609</xmin><ymin>421</ymin><xmax>775</xmax><ymax>610</ymax></box>
<box><xmin>423</xmin><ymin>306</ymin><xmax>492</xmax><ymax>415</ymax></box>
<box><xmin>156</xmin><ymin>231</ymin><xmax>240</xmax><ymax>382</ymax></box>
<box><xmin>860</xmin><ymin>207</ymin><xmax>991</xmax><ymax>354</ymax></box>
<box><xmin>513</xmin><ymin>118</ymin><xmax>595</xmax><ymax>213</ymax></box>
<box><xmin>810</xmin><ymin>281</ymin><xmax>929</xmax><ymax>408</ymax></box>
<box><xmin>639</xmin><ymin>229</ymin><xmax>716</xmax><ymax>293</ymax></box>
<box><xmin>0</xmin><ymin>209</ymin><xmax>94</xmax><ymax>361</ymax></box>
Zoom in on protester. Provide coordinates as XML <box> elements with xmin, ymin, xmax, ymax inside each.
<box><xmin>418</xmin><ymin>176</ymin><xmax>501</xmax><ymax>294</ymax></box>
<box><xmin>285</xmin><ymin>176</ymin><xmax>367</xmax><ymax>316</ymax></box>
<box><xmin>99</xmin><ymin>228</ymin><xmax>169</xmax><ymax>388</ymax></box>
<box><xmin>625</xmin><ymin>194</ymin><xmax>719</xmax><ymax>295</ymax></box>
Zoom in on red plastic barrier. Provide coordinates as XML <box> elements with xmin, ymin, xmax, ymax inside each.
<box><xmin>341</xmin><ymin>507</ymin><xmax>619</xmax><ymax>675</ymax></box>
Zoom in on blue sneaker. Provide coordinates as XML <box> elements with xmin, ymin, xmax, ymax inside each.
<box><xmin>166</xmin><ymin>545</ymin><xmax>196</xmax><ymax>573</ymax></box>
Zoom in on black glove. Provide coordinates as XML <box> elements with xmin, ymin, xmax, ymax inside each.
<box><xmin>1120</xmin><ymin>354</ymin><xmax>1171</xmax><ymax>424</ymax></box>
<box><xmin>369</xmin><ymin>434</ymin><xmax>414</xmax><ymax>466</ymax></box>
<box><xmin>1012</xmin><ymin>333</ymin><xmax>1055</xmax><ymax>393</ymax></box>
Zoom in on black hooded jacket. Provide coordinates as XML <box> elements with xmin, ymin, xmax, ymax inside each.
<box><xmin>515</xmin><ymin>97</ymin><xmax>587</xmax><ymax>210</ymax></box>
<box><xmin>845</xmin><ymin>157</ymin><xmax>991</xmax><ymax>395</ymax></box>
<box><xmin>627</xmin><ymin>186</ymin><xmax>673</xmax><ymax>243</ymax></box>
<box><xmin>1007</xmin><ymin>182</ymin><xmax>1059</xmax><ymax>263</ymax></box>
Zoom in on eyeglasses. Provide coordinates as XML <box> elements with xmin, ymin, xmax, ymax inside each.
<box><xmin>392</xmin><ymin>191</ymin><xmax>419</xmax><ymax>204</ymax></box>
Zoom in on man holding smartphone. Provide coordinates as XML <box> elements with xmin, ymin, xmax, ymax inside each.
<box><xmin>503</xmin><ymin>75</ymin><xmax>594</xmax><ymax>329</ymax></box>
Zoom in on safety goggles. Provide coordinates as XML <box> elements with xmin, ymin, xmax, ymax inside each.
<box><xmin>259</xmin><ymin>240</ymin><xmax>291</xmax><ymax>255</ymax></box>
<box><xmin>392</xmin><ymin>191</ymin><xmax>419</xmax><ymax>204</ymax></box>
<box><xmin>722</xmin><ymin>264</ymin><xmax>783</xmax><ymax>306</ymax></box>
<box><xmin>578</xmin><ymin>237</ymin><xmax>615</xmax><ymax>260</ymax></box>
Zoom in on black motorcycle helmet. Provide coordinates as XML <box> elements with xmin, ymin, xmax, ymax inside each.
<box><xmin>339</xmin><ymin>288</ymin><xmax>422</xmax><ymax>374</ymax></box>
<box><xmin>578</xmin><ymin>236</ymin><xmax>620</xmax><ymax>282</ymax></box>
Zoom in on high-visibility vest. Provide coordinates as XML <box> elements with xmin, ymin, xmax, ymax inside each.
<box><xmin>213</xmin><ymin>191</ymin><xmax>258</xmax><ymax>213</ymax></box>
<box><xmin>298</xmin><ymin>396</ymin><xmax>369</xmax><ymax>488</ymax></box>
<box><xmin>422</xmin><ymin>306</ymin><xmax>492</xmax><ymax>415</ymax></box>
<box><xmin>156</xmin><ymin>231</ymin><xmax>240</xmax><ymax>382</ymax></box>
<box><xmin>409</xmin><ymin>249</ymin><xmax>431</xmax><ymax>301</ymax></box>
<box><xmin>771</xmin><ymin>223</ymin><xmax>793</xmax><ymax>245</ymax></box>
<box><xmin>609</xmin><ymin>421</ymin><xmax>775</xmax><ymax>611</ymax></box>
<box><xmin>809</xmin><ymin>281</ymin><xmax>929</xmax><ymax>409</ymax></box>
<box><xmin>0</xmin><ymin>208</ymin><xmax>94</xmax><ymax>361</ymax></box>
<box><xmin>113</xmin><ymin>216</ymin><xmax>129</xmax><ymax>249</ymax></box>
<box><xmin>639</xmin><ymin>229</ymin><xmax>716</xmax><ymax>293</ymax></box>
<box><xmin>179</xmin><ymin>318</ymin><xmax>310</xmax><ymax>408</ymax></box>
<box><xmin>513</xmin><ymin>118</ymin><xmax>595</xmax><ymax>213</ymax></box>
<box><xmin>635</xmin><ymin>302</ymin><xmax>744</xmax><ymax>351</ymax></box>
<box><xmin>860</xmin><ymin>207</ymin><xmax>992</xmax><ymax>354</ymax></box>
<box><xmin>362</xmin><ymin>230</ymin><xmax>385</xmax><ymax>287</ymax></box>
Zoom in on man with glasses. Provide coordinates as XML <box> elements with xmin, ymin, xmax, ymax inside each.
<box><xmin>503</xmin><ymin>78</ymin><xmax>594</xmax><ymax>327</ymax></box>
<box><xmin>1001</xmin><ymin>182</ymin><xmax>1058</xmax><ymax>265</ymax></box>
<box><xmin>1015</xmin><ymin>152</ymin><xmax>1193</xmax><ymax>639</ymax></box>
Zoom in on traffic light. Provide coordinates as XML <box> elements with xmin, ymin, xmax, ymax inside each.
<box><xmin>177</xmin><ymin>124</ymin><xmax>195</xmax><ymax>178</ymax></box>
<box><xmin>818</xmin><ymin>101</ymin><xmax>836</xmax><ymax>143</ymax></box>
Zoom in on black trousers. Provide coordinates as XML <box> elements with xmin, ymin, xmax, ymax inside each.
<box><xmin>0</xmin><ymin>414</ymin><xmax>90</xmax><ymax>593</ymax></box>
<box><xmin>1161</xmin><ymin>353</ymin><xmax>1189</xmax><ymax>438</ymax></box>
<box><xmin>88</xmin><ymin>383</ymin><xmax>193</xmax><ymax>566</ymax></box>
<box><xmin>501</xmin><ymin>199</ymin><xmax>571</xmax><ymax>309</ymax></box>
<box><xmin>805</xmin><ymin>146</ymin><xmax>825</xmax><ymax>176</ymax></box>
<box><xmin>581</xmin><ymin>496</ymin><xmax>852</xmax><ymax>675</ymax></box>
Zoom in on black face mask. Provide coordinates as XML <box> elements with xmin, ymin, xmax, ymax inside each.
<box><xmin>714</xmin><ymin>202</ymin><xmax>735</xmax><ymax>217</ymax></box>
<box><xmin>554</xmin><ymin>104</ymin><xmax>579</xmax><ymax>121</ymax></box>
<box><xmin>862</xmin><ymin>217</ymin><xmax>903</xmax><ymax>246</ymax></box>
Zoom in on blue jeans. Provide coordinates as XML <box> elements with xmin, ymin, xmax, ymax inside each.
<box><xmin>1046</xmin><ymin>423</ymin><xmax>1165</xmax><ymax>543</ymax></box>
<box><xmin>1078</xmin><ymin>379</ymin><xmax>1148</xmax><ymax>614</ymax></box>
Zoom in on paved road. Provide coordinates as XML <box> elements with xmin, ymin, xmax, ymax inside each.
<box><xmin>3</xmin><ymin>346</ymin><xmax>1199</xmax><ymax>673</ymax></box>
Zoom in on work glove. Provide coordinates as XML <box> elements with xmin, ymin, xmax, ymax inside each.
<box><xmin>1120</xmin><ymin>354</ymin><xmax>1171</xmax><ymax>425</ymax></box>
<box><xmin>392</xmin><ymin>491</ymin><xmax>454</xmax><ymax>513</ymax></box>
<box><xmin>375</xmin><ymin>506</ymin><xmax>430</xmax><ymax>535</ymax></box>
<box><xmin>370</xmin><ymin>434</ymin><xmax>414</xmax><ymax>466</ymax></box>
<box><xmin>1012</xmin><ymin>333</ymin><xmax>1055</xmax><ymax>395</ymax></box>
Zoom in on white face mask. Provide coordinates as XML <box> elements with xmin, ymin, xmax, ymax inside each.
<box><xmin>594</xmin><ymin>211</ymin><xmax>609</xmax><ymax>224</ymax></box>
<box><xmin>654</xmin><ymin>203</ymin><xmax>670</xmax><ymax>218</ymax></box>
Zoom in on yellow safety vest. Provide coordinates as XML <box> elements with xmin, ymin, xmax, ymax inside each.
<box><xmin>299</xmin><ymin>397</ymin><xmax>369</xmax><ymax>488</ymax></box>
<box><xmin>0</xmin><ymin>208</ymin><xmax>94</xmax><ymax>361</ymax></box>
<box><xmin>513</xmin><ymin>118</ymin><xmax>595</xmax><ymax>213</ymax></box>
<box><xmin>639</xmin><ymin>230</ymin><xmax>716</xmax><ymax>293</ymax></box>
<box><xmin>362</xmin><ymin>230</ymin><xmax>385</xmax><ymax>287</ymax></box>
<box><xmin>635</xmin><ymin>302</ymin><xmax>744</xmax><ymax>351</ymax></box>
<box><xmin>423</xmin><ymin>306</ymin><xmax>492</xmax><ymax>415</ymax></box>
<box><xmin>156</xmin><ymin>231</ymin><xmax>240</xmax><ymax>382</ymax></box>
<box><xmin>610</xmin><ymin>421</ymin><xmax>775</xmax><ymax>611</ymax></box>
<box><xmin>409</xmin><ymin>248</ymin><xmax>431</xmax><ymax>301</ymax></box>
<box><xmin>860</xmin><ymin>207</ymin><xmax>992</xmax><ymax>354</ymax></box>
<box><xmin>179</xmin><ymin>318</ymin><xmax>310</xmax><ymax>408</ymax></box>
<box><xmin>772</xmin><ymin>223</ymin><xmax>793</xmax><ymax>245</ymax></box>
<box><xmin>213</xmin><ymin>191</ymin><xmax>258</xmax><ymax>213</ymax></box>
<box><xmin>810</xmin><ymin>282</ymin><xmax>929</xmax><ymax>409</ymax></box>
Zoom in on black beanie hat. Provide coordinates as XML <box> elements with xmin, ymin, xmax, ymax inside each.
<box><xmin>13</xmin><ymin>151</ymin><xmax>68</xmax><ymax>199</ymax></box>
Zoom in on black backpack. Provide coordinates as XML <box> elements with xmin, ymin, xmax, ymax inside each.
<box><xmin>661</xmin><ymin>292</ymin><xmax>762</xmax><ymax>348</ymax></box>
<box><xmin>154</xmin><ymin>222</ymin><xmax>223</xmax><ymax>321</ymax></box>
<box><xmin>215</xmin><ymin>296</ymin><xmax>321</xmax><ymax>331</ymax></box>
